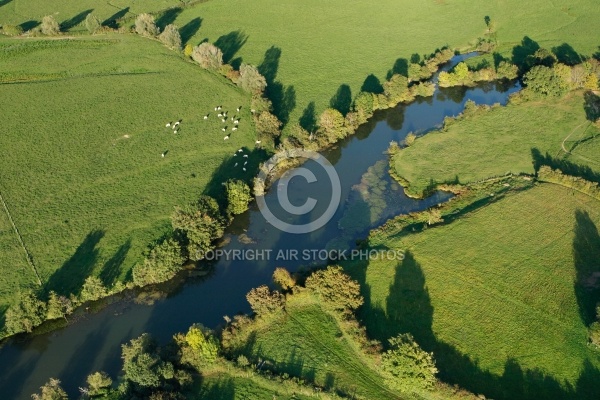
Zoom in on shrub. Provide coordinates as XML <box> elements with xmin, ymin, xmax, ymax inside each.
<box><xmin>80</xmin><ymin>276</ymin><xmax>108</xmax><ymax>302</ymax></box>
<box><xmin>46</xmin><ymin>291</ymin><xmax>72</xmax><ymax>320</ymax></box>
<box><xmin>135</xmin><ymin>13</ymin><xmax>159</xmax><ymax>37</ymax></box>
<box><xmin>496</xmin><ymin>61</ymin><xmax>519</xmax><ymax>79</ymax></box>
<box><xmin>122</xmin><ymin>333</ymin><xmax>175</xmax><ymax>391</ymax></box>
<box><xmin>381</xmin><ymin>334</ymin><xmax>438</xmax><ymax>392</ymax></box>
<box><xmin>404</xmin><ymin>133</ymin><xmax>417</xmax><ymax>147</ymax></box>
<box><xmin>317</xmin><ymin>108</ymin><xmax>346</xmax><ymax>143</ymax></box>
<box><xmin>31</xmin><ymin>378</ymin><xmax>67</xmax><ymax>400</ymax></box>
<box><xmin>590</xmin><ymin>322</ymin><xmax>600</xmax><ymax>348</ymax></box>
<box><xmin>410</xmin><ymin>82</ymin><xmax>436</xmax><ymax>98</ymax></box>
<box><xmin>524</xmin><ymin>65</ymin><xmax>568</xmax><ymax>96</ymax></box>
<box><xmin>4</xmin><ymin>290</ymin><xmax>47</xmax><ymax>334</ymax></box>
<box><xmin>237</xmin><ymin>64</ymin><xmax>267</xmax><ymax>94</ymax></box>
<box><xmin>255</xmin><ymin>111</ymin><xmax>282</xmax><ymax>141</ymax></box>
<box><xmin>86</xmin><ymin>371</ymin><xmax>112</xmax><ymax>396</ymax></box>
<box><xmin>132</xmin><ymin>239</ymin><xmax>185</xmax><ymax>286</ymax></box>
<box><xmin>305</xmin><ymin>265</ymin><xmax>363</xmax><ymax>313</ymax></box>
<box><xmin>236</xmin><ymin>354</ymin><xmax>250</xmax><ymax>367</ymax></box>
<box><xmin>41</xmin><ymin>15</ymin><xmax>60</xmax><ymax>36</ymax></box>
<box><xmin>272</xmin><ymin>267</ymin><xmax>296</xmax><ymax>291</ymax></box>
<box><xmin>183</xmin><ymin>324</ymin><xmax>219</xmax><ymax>364</ymax></box>
<box><xmin>224</xmin><ymin>179</ymin><xmax>252</xmax><ymax>216</ymax></box>
<box><xmin>251</xmin><ymin>95</ymin><xmax>273</xmax><ymax>114</ymax></box>
<box><xmin>85</xmin><ymin>13</ymin><xmax>101</xmax><ymax>34</ymax></box>
<box><xmin>246</xmin><ymin>285</ymin><xmax>284</xmax><ymax>316</ymax></box>
<box><xmin>1</xmin><ymin>25</ymin><xmax>23</xmax><ymax>36</ymax></box>
<box><xmin>184</xmin><ymin>44</ymin><xmax>193</xmax><ymax>58</ymax></box>
<box><xmin>171</xmin><ymin>196</ymin><xmax>225</xmax><ymax>261</ymax></box>
<box><xmin>191</xmin><ymin>42</ymin><xmax>223</xmax><ymax>70</ymax></box>
<box><xmin>383</xmin><ymin>74</ymin><xmax>410</xmax><ymax>104</ymax></box>
<box><xmin>158</xmin><ymin>24</ymin><xmax>182</xmax><ymax>50</ymax></box>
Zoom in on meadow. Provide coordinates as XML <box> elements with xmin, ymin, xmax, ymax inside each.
<box><xmin>392</xmin><ymin>91</ymin><xmax>600</xmax><ymax>196</ymax></box>
<box><xmin>349</xmin><ymin>183</ymin><xmax>600</xmax><ymax>399</ymax></box>
<box><xmin>0</xmin><ymin>34</ymin><xmax>258</xmax><ymax>308</ymax></box>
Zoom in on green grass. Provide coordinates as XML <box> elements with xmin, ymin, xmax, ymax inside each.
<box><xmin>163</xmin><ymin>0</ymin><xmax>600</xmax><ymax>133</ymax></box>
<box><xmin>0</xmin><ymin>34</ymin><xmax>257</xmax><ymax>306</ymax></box>
<box><xmin>392</xmin><ymin>91</ymin><xmax>600</xmax><ymax>196</ymax></box>
<box><xmin>350</xmin><ymin>183</ymin><xmax>600</xmax><ymax>398</ymax></box>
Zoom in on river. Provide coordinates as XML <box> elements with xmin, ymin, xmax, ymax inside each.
<box><xmin>0</xmin><ymin>55</ymin><xmax>521</xmax><ymax>399</ymax></box>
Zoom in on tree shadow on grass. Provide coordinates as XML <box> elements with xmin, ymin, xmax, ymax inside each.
<box><xmin>350</xmin><ymin>249</ymin><xmax>600</xmax><ymax>400</ymax></box>
<box><xmin>330</xmin><ymin>84</ymin><xmax>352</xmax><ymax>116</ymax></box>
<box><xmin>214</xmin><ymin>30</ymin><xmax>248</xmax><ymax>63</ymax></box>
<box><xmin>155</xmin><ymin>7</ymin><xmax>182</xmax><ymax>31</ymax></box>
<box><xmin>299</xmin><ymin>101</ymin><xmax>317</xmax><ymax>133</ymax></box>
<box><xmin>180</xmin><ymin>17</ymin><xmax>202</xmax><ymax>45</ymax></box>
<box><xmin>531</xmin><ymin>148</ymin><xmax>600</xmax><ymax>183</ymax></box>
<box><xmin>99</xmin><ymin>239</ymin><xmax>131</xmax><ymax>288</ymax></box>
<box><xmin>386</xmin><ymin>58</ymin><xmax>408</xmax><ymax>80</ymax></box>
<box><xmin>60</xmin><ymin>9</ymin><xmax>93</xmax><ymax>31</ymax></box>
<box><xmin>45</xmin><ymin>230</ymin><xmax>104</xmax><ymax>297</ymax></box>
<box><xmin>552</xmin><ymin>43</ymin><xmax>582</xmax><ymax>66</ymax></box>
<box><xmin>511</xmin><ymin>36</ymin><xmax>540</xmax><ymax>72</ymax></box>
<box><xmin>0</xmin><ymin>0</ymin><xmax>12</xmax><ymax>7</ymax></box>
<box><xmin>573</xmin><ymin>210</ymin><xmax>600</xmax><ymax>326</ymax></box>
<box><xmin>102</xmin><ymin>7</ymin><xmax>130</xmax><ymax>29</ymax></box>
<box><xmin>361</xmin><ymin>74</ymin><xmax>384</xmax><ymax>94</ymax></box>
<box><xmin>258</xmin><ymin>46</ymin><xmax>296</xmax><ymax>124</ymax></box>
<box><xmin>19</xmin><ymin>20</ymin><xmax>40</xmax><ymax>32</ymax></box>
<box><xmin>583</xmin><ymin>91</ymin><xmax>600</xmax><ymax>122</ymax></box>
<box><xmin>195</xmin><ymin>377</ymin><xmax>235</xmax><ymax>400</ymax></box>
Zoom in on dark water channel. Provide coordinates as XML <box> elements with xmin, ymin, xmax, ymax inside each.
<box><xmin>0</xmin><ymin>55</ymin><xmax>520</xmax><ymax>398</ymax></box>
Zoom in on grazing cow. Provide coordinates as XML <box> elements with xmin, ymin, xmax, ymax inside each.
<box><xmin>237</xmin><ymin>106</ymin><xmax>241</xmax><ymax>112</ymax></box>
<box><xmin>204</xmin><ymin>115</ymin><xmax>209</xmax><ymax>120</ymax></box>
<box><xmin>255</xmin><ymin>140</ymin><xmax>261</xmax><ymax>144</ymax></box>
<box><xmin>243</xmin><ymin>167</ymin><xmax>246</xmax><ymax>171</ymax></box>
<box><xmin>222</xmin><ymin>127</ymin><xmax>226</xmax><ymax>131</ymax></box>
<box><xmin>243</xmin><ymin>154</ymin><xmax>248</xmax><ymax>158</ymax></box>
<box><xmin>166</xmin><ymin>122</ymin><xmax>171</xmax><ymax>127</ymax></box>
<box><xmin>224</xmin><ymin>136</ymin><xmax>229</xmax><ymax>140</ymax></box>
<box><xmin>232</xmin><ymin>127</ymin><xmax>238</xmax><ymax>131</ymax></box>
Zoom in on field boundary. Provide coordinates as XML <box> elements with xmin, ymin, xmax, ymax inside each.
<box><xmin>0</xmin><ymin>189</ymin><xmax>41</xmax><ymax>286</ymax></box>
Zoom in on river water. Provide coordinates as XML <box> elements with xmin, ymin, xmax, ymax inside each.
<box><xmin>0</xmin><ymin>55</ymin><xmax>520</xmax><ymax>398</ymax></box>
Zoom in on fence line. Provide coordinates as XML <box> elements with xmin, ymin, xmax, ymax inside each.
<box><xmin>0</xmin><ymin>190</ymin><xmax>42</xmax><ymax>286</ymax></box>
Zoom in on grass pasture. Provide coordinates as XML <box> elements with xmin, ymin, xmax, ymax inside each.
<box><xmin>392</xmin><ymin>91</ymin><xmax>600</xmax><ymax>196</ymax></box>
<box><xmin>0</xmin><ymin>34</ymin><xmax>257</xmax><ymax>307</ymax></box>
<box><xmin>162</xmin><ymin>0</ymin><xmax>600</xmax><ymax>133</ymax></box>
<box><xmin>349</xmin><ymin>183</ymin><xmax>600</xmax><ymax>399</ymax></box>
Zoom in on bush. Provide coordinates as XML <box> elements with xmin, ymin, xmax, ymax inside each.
<box><xmin>158</xmin><ymin>24</ymin><xmax>182</xmax><ymax>50</ymax></box>
<box><xmin>224</xmin><ymin>179</ymin><xmax>252</xmax><ymax>216</ymax></box>
<box><xmin>404</xmin><ymin>133</ymin><xmax>417</xmax><ymax>147</ymax></box>
<box><xmin>184</xmin><ymin>44</ymin><xmax>193</xmax><ymax>58</ymax></box>
<box><xmin>182</xmin><ymin>324</ymin><xmax>219</xmax><ymax>365</ymax></box>
<box><xmin>132</xmin><ymin>239</ymin><xmax>185</xmax><ymax>286</ymax></box>
<box><xmin>135</xmin><ymin>13</ymin><xmax>159</xmax><ymax>37</ymax></box>
<box><xmin>191</xmin><ymin>42</ymin><xmax>223</xmax><ymax>70</ymax></box>
<box><xmin>31</xmin><ymin>378</ymin><xmax>67</xmax><ymax>400</ymax></box>
<box><xmin>523</xmin><ymin>65</ymin><xmax>568</xmax><ymax>96</ymax></box>
<box><xmin>255</xmin><ymin>111</ymin><xmax>282</xmax><ymax>141</ymax></box>
<box><xmin>86</xmin><ymin>371</ymin><xmax>112</xmax><ymax>396</ymax></box>
<box><xmin>246</xmin><ymin>285</ymin><xmax>284</xmax><ymax>316</ymax></box>
<box><xmin>237</xmin><ymin>64</ymin><xmax>267</xmax><ymax>94</ymax></box>
<box><xmin>590</xmin><ymin>322</ymin><xmax>600</xmax><ymax>348</ymax></box>
<box><xmin>236</xmin><ymin>354</ymin><xmax>250</xmax><ymax>367</ymax></box>
<box><xmin>1</xmin><ymin>25</ymin><xmax>23</xmax><ymax>36</ymax></box>
<box><xmin>381</xmin><ymin>333</ymin><xmax>438</xmax><ymax>392</ymax></box>
<box><xmin>171</xmin><ymin>196</ymin><xmax>225</xmax><ymax>261</ymax></box>
<box><xmin>272</xmin><ymin>267</ymin><xmax>296</xmax><ymax>291</ymax></box>
<box><xmin>317</xmin><ymin>108</ymin><xmax>346</xmax><ymax>143</ymax></box>
<box><xmin>79</xmin><ymin>276</ymin><xmax>108</xmax><ymax>302</ymax></box>
<box><xmin>85</xmin><ymin>13</ymin><xmax>101</xmax><ymax>34</ymax></box>
<box><xmin>497</xmin><ymin>61</ymin><xmax>519</xmax><ymax>79</ymax></box>
<box><xmin>4</xmin><ymin>290</ymin><xmax>47</xmax><ymax>334</ymax></box>
<box><xmin>41</xmin><ymin>15</ymin><xmax>60</xmax><ymax>36</ymax></box>
<box><xmin>383</xmin><ymin>74</ymin><xmax>410</xmax><ymax>104</ymax></box>
<box><xmin>251</xmin><ymin>95</ymin><xmax>273</xmax><ymax>114</ymax></box>
<box><xmin>305</xmin><ymin>266</ymin><xmax>363</xmax><ymax>314</ymax></box>
<box><xmin>122</xmin><ymin>333</ymin><xmax>175</xmax><ymax>392</ymax></box>
<box><xmin>46</xmin><ymin>291</ymin><xmax>72</xmax><ymax>320</ymax></box>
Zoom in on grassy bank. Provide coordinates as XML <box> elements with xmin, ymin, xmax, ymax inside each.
<box><xmin>0</xmin><ymin>34</ymin><xmax>257</xmax><ymax>308</ymax></box>
<box><xmin>391</xmin><ymin>91</ymin><xmax>600</xmax><ymax>196</ymax></box>
<box><xmin>348</xmin><ymin>182</ymin><xmax>600</xmax><ymax>399</ymax></box>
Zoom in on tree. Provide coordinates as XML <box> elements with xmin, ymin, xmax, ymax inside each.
<box><xmin>4</xmin><ymin>290</ymin><xmax>47</xmax><ymax>334</ymax></box>
<box><xmin>404</xmin><ymin>133</ymin><xmax>416</xmax><ymax>147</ymax></box>
<box><xmin>523</xmin><ymin>65</ymin><xmax>568</xmax><ymax>96</ymax></box>
<box><xmin>353</xmin><ymin>91</ymin><xmax>374</xmax><ymax>124</ymax></box>
<box><xmin>584</xmin><ymin>73</ymin><xmax>599</xmax><ymax>90</ymax></box>
<box><xmin>317</xmin><ymin>108</ymin><xmax>346</xmax><ymax>143</ymax></box>
<box><xmin>1</xmin><ymin>25</ymin><xmax>23</xmax><ymax>36</ymax></box>
<box><xmin>381</xmin><ymin>334</ymin><xmax>438</xmax><ymax>392</ymax></box>
<box><xmin>41</xmin><ymin>15</ymin><xmax>60</xmax><ymax>36</ymax></box>
<box><xmin>85</xmin><ymin>13</ymin><xmax>101</xmax><ymax>34</ymax></box>
<box><xmin>46</xmin><ymin>291</ymin><xmax>72</xmax><ymax>321</ymax></box>
<box><xmin>80</xmin><ymin>276</ymin><xmax>108</xmax><ymax>302</ymax></box>
<box><xmin>237</xmin><ymin>64</ymin><xmax>267</xmax><ymax>94</ymax></box>
<box><xmin>254</xmin><ymin>111</ymin><xmax>282</xmax><ymax>141</ymax></box>
<box><xmin>273</xmin><ymin>267</ymin><xmax>296</xmax><ymax>291</ymax></box>
<box><xmin>305</xmin><ymin>266</ymin><xmax>363</xmax><ymax>313</ymax></box>
<box><xmin>183</xmin><ymin>324</ymin><xmax>219</xmax><ymax>364</ymax></box>
<box><xmin>184</xmin><ymin>44</ymin><xmax>193</xmax><ymax>58</ymax></box>
<box><xmin>224</xmin><ymin>179</ymin><xmax>252</xmax><ymax>216</ymax></box>
<box><xmin>122</xmin><ymin>333</ymin><xmax>175</xmax><ymax>392</ymax></box>
<box><xmin>496</xmin><ymin>61</ymin><xmax>518</xmax><ymax>79</ymax></box>
<box><xmin>31</xmin><ymin>378</ymin><xmax>67</xmax><ymax>400</ymax></box>
<box><xmin>246</xmin><ymin>285</ymin><xmax>284</xmax><ymax>316</ymax></box>
<box><xmin>191</xmin><ymin>42</ymin><xmax>223</xmax><ymax>70</ymax></box>
<box><xmin>86</xmin><ymin>371</ymin><xmax>112</xmax><ymax>396</ymax></box>
<box><xmin>158</xmin><ymin>24</ymin><xmax>181</xmax><ymax>50</ymax></box>
<box><xmin>171</xmin><ymin>196</ymin><xmax>225</xmax><ymax>261</ymax></box>
<box><xmin>135</xmin><ymin>13</ymin><xmax>159</xmax><ymax>37</ymax></box>
<box><xmin>132</xmin><ymin>239</ymin><xmax>184</xmax><ymax>286</ymax></box>
<box><xmin>383</xmin><ymin>74</ymin><xmax>410</xmax><ymax>104</ymax></box>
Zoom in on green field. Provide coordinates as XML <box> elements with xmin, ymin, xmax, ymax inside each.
<box><xmin>165</xmin><ymin>0</ymin><xmax>600</xmax><ymax>132</ymax></box>
<box><xmin>349</xmin><ymin>183</ymin><xmax>600</xmax><ymax>399</ymax></box>
<box><xmin>0</xmin><ymin>35</ymin><xmax>258</xmax><ymax>306</ymax></box>
<box><xmin>392</xmin><ymin>91</ymin><xmax>600</xmax><ymax>196</ymax></box>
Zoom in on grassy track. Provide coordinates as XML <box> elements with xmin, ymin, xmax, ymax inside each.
<box><xmin>165</xmin><ymin>0</ymin><xmax>600</xmax><ymax>133</ymax></box>
<box><xmin>0</xmin><ymin>34</ymin><xmax>257</xmax><ymax>306</ymax></box>
<box><xmin>350</xmin><ymin>183</ymin><xmax>600</xmax><ymax>398</ymax></box>
<box><xmin>392</xmin><ymin>91</ymin><xmax>600</xmax><ymax>196</ymax></box>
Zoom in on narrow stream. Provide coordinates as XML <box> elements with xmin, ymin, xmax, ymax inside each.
<box><xmin>0</xmin><ymin>55</ymin><xmax>521</xmax><ymax>399</ymax></box>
